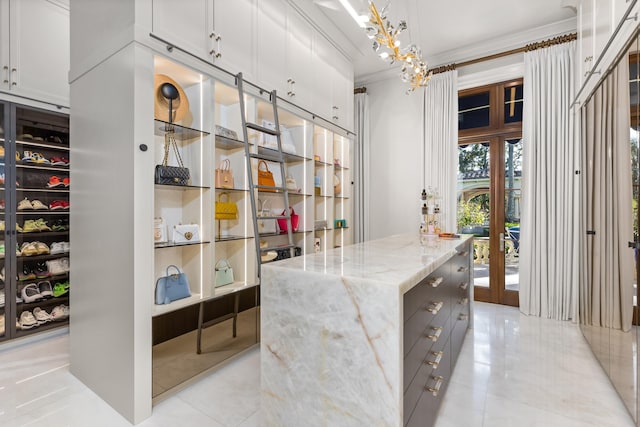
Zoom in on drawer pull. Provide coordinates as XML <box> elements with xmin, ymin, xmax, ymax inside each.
<box><xmin>459</xmin><ymin>314</ymin><xmax>469</xmax><ymax>321</ymax></box>
<box><xmin>428</xmin><ymin>277</ymin><xmax>444</xmax><ymax>288</ymax></box>
<box><xmin>459</xmin><ymin>282</ymin><xmax>469</xmax><ymax>291</ymax></box>
<box><xmin>457</xmin><ymin>250</ymin><xmax>469</xmax><ymax>257</ymax></box>
<box><xmin>459</xmin><ymin>297</ymin><xmax>469</xmax><ymax>305</ymax></box>
<box><xmin>426</xmin><ymin>351</ymin><xmax>444</xmax><ymax>369</ymax></box>
<box><xmin>426</xmin><ymin>326</ymin><xmax>443</xmax><ymax>342</ymax></box>
<box><xmin>458</xmin><ymin>266</ymin><xmax>469</xmax><ymax>273</ymax></box>
<box><xmin>426</xmin><ymin>376</ymin><xmax>444</xmax><ymax>396</ymax></box>
<box><xmin>426</xmin><ymin>301</ymin><xmax>444</xmax><ymax>314</ymax></box>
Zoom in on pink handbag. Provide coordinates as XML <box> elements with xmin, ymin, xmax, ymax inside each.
<box><xmin>215</xmin><ymin>159</ymin><xmax>234</xmax><ymax>189</ymax></box>
<box><xmin>277</xmin><ymin>207</ymin><xmax>299</xmax><ymax>233</ymax></box>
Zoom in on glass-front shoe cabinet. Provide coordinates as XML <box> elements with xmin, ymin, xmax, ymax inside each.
<box><xmin>0</xmin><ymin>102</ymin><xmax>70</xmax><ymax>342</ymax></box>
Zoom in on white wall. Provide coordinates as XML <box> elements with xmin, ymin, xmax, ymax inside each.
<box><xmin>367</xmin><ymin>78</ymin><xmax>424</xmax><ymax>239</ymax></box>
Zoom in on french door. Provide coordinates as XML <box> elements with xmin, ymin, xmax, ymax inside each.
<box><xmin>457</xmin><ymin>135</ymin><xmax>521</xmax><ymax>306</ymax></box>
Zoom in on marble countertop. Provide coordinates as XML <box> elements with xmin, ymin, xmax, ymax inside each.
<box><xmin>263</xmin><ymin>233</ymin><xmax>473</xmax><ymax>294</ymax></box>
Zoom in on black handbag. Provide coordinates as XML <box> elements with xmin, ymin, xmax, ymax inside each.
<box><xmin>155</xmin><ymin>132</ymin><xmax>190</xmax><ymax>186</ymax></box>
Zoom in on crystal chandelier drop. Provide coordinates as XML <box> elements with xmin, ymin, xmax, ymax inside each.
<box><xmin>364</xmin><ymin>1</ymin><xmax>431</xmax><ymax>91</ymax></box>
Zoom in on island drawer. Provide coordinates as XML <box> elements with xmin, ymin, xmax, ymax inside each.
<box><xmin>404</xmin><ymin>263</ymin><xmax>450</xmax><ymax>322</ymax></box>
<box><xmin>404</xmin><ymin>311</ymin><xmax>451</xmax><ymax>390</ymax></box>
<box><xmin>404</xmin><ymin>293</ymin><xmax>450</xmax><ymax>357</ymax></box>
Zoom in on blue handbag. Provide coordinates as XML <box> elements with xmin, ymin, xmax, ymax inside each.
<box><xmin>155</xmin><ymin>265</ymin><xmax>192</xmax><ymax>305</ymax></box>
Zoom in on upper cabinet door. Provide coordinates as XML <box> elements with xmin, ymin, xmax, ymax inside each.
<box><xmin>331</xmin><ymin>52</ymin><xmax>353</xmax><ymax>130</ymax></box>
<box><xmin>0</xmin><ymin>0</ymin><xmax>8</xmax><ymax>92</ymax></box>
<box><xmin>152</xmin><ymin>0</ymin><xmax>214</xmax><ymax>62</ymax></box>
<box><xmin>286</xmin><ymin>5</ymin><xmax>313</xmax><ymax>109</ymax></box>
<box><xmin>312</xmin><ymin>33</ymin><xmax>334</xmax><ymax>120</ymax></box>
<box><xmin>257</xmin><ymin>0</ymin><xmax>287</xmax><ymax>96</ymax></box>
<box><xmin>213</xmin><ymin>0</ymin><xmax>257</xmax><ymax>81</ymax></box>
<box><xmin>9</xmin><ymin>0</ymin><xmax>69</xmax><ymax>106</ymax></box>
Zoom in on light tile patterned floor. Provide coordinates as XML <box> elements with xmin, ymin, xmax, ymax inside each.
<box><xmin>0</xmin><ymin>302</ymin><xmax>634</xmax><ymax>426</ymax></box>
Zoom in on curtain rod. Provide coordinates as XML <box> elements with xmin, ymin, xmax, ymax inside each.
<box><xmin>429</xmin><ymin>32</ymin><xmax>577</xmax><ymax>75</ymax></box>
<box><xmin>354</xmin><ymin>87</ymin><xmax>367</xmax><ymax>94</ymax></box>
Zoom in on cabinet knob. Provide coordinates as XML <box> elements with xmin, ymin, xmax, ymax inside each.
<box><xmin>457</xmin><ymin>266</ymin><xmax>469</xmax><ymax>273</ymax></box>
<box><xmin>426</xmin><ymin>301</ymin><xmax>444</xmax><ymax>314</ymax></box>
<box><xmin>458</xmin><ymin>282</ymin><xmax>469</xmax><ymax>291</ymax></box>
<box><xmin>2</xmin><ymin>65</ymin><xmax>7</xmax><ymax>84</ymax></box>
<box><xmin>209</xmin><ymin>32</ymin><xmax>222</xmax><ymax>59</ymax></box>
<box><xmin>428</xmin><ymin>277</ymin><xmax>444</xmax><ymax>288</ymax></box>
<box><xmin>332</xmin><ymin>116</ymin><xmax>339</xmax><ymax>120</ymax></box>
<box><xmin>426</xmin><ymin>326</ymin><xmax>442</xmax><ymax>342</ymax></box>
<box><xmin>425</xmin><ymin>351</ymin><xmax>444</xmax><ymax>369</ymax></box>
<box><xmin>426</xmin><ymin>376</ymin><xmax>444</xmax><ymax>397</ymax></box>
<box><xmin>11</xmin><ymin>67</ymin><xmax>16</xmax><ymax>86</ymax></box>
<box><xmin>459</xmin><ymin>297</ymin><xmax>469</xmax><ymax>305</ymax></box>
<box><xmin>332</xmin><ymin>106</ymin><xmax>339</xmax><ymax>110</ymax></box>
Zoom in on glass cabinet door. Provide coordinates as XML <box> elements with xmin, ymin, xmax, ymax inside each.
<box><xmin>0</xmin><ymin>102</ymin><xmax>7</xmax><ymax>340</ymax></box>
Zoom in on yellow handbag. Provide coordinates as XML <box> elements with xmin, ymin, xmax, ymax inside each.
<box><xmin>215</xmin><ymin>192</ymin><xmax>238</xmax><ymax>220</ymax></box>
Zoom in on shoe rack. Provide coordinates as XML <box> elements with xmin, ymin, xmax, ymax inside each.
<box><xmin>0</xmin><ymin>102</ymin><xmax>70</xmax><ymax>342</ymax></box>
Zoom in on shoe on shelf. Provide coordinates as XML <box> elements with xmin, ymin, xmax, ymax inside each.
<box><xmin>0</xmin><ymin>200</ymin><xmax>4</xmax><ymax>211</ymax></box>
<box><xmin>21</xmin><ymin>150</ymin><xmax>33</xmax><ymax>162</ymax></box>
<box><xmin>50</xmin><ymin>156</ymin><xmax>69</xmax><ymax>166</ymax></box>
<box><xmin>1</xmin><ymin>266</ymin><xmax>5</xmax><ymax>282</ymax></box>
<box><xmin>32</xmin><ymin>307</ymin><xmax>52</xmax><ymax>324</ymax></box>
<box><xmin>34</xmin><ymin>242</ymin><xmax>50</xmax><ymax>255</ymax></box>
<box><xmin>18</xmin><ymin>266</ymin><xmax>36</xmax><ymax>281</ymax></box>
<box><xmin>0</xmin><ymin>289</ymin><xmax>5</xmax><ymax>308</ymax></box>
<box><xmin>0</xmin><ymin>241</ymin><xmax>4</xmax><ymax>259</ymax></box>
<box><xmin>16</xmin><ymin>223</ymin><xmax>23</xmax><ymax>233</ymax></box>
<box><xmin>62</xmin><ymin>177</ymin><xmax>69</xmax><ymax>187</ymax></box>
<box><xmin>34</xmin><ymin>219</ymin><xmax>51</xmax><ymax>232</ymax></box>
<box><xmin>34</xmin><ymin>262</ymin><xmax>50</xmax><ymax>279</ymax></box>
<box><xmin>47</xmin><ymin>176</ymin><xmax>64</xmax><ymax>188</ymax></box>
<box><xmin>21</xmin><ymin>283</ymin><xmax>42</xmax><ymax>303</ymax></box>
<box><xmin>38</xmin><ymin>281</ymin><xmax>53</xmax><ymax>298</ymax></box>
<box><xmin>22</xmin><ymin>220</ymin><xmax>38</xmax><ymax>233</ymax></box>
<box><xmin>49</xmin><ymin>200</ymin><xmax>68</xmax><ymax>210</ymax></box>
<box><xmin>18</xmin><ymin>311</ymin><xmax>38</xmax><ymax>329</ymax></box>
<box><xmin>31</xmin><ymin>200</ymin><xmax>48</xmax><ymax>210</ymax></box>
<box><xmin>51</xmin><ymin>305</ymin><xmax>68</xmax><ymax>321</ymax></box>
<box><xmin>0</xmin><ymin>145</ymin><xmax>4</xmax><ymax>160</ymax></box>
<box><xmin>29</xmin><ymin>153</ymin><xmax>50</xmax><ymax>164</ymax></box>
<box><xmin>46</xmin><ymin>259</ymin><xmax>65</xmax><ymax>276</ymax></box>
<box><xmin>50</xmin><ymin>242</ymin><xmax>65</xmax><ymax>255</ymax></box>
<box><xmin>52</xmin><ymin>282</ymin><xmax>68</xmax><ymax>297</ymax></box>
<box><xmin>62</xmin><ymin>241</ymin><xmax>70</xmax><ymax>252</ymax></box>
<box><xmin>47</xmin><ymin>136</ymin><xmax>63</xmax><ymax>144</ymax></box>
<box><xmin>51</xmin><ymin>219</ymin><xmax>68</xmax><ymax>232</ymax></box>
<box><xmin>0</xmin><ymin>220</ymin><xmax>4</xmax><ymax>232</ymax></box>
<box><xmin>20</xmin><ymin>242</ymin><xmax>38</xmax><ymax>256</ymax></box>
<box><xmin>17</xmin><ymin>198</ymin><xmax>33</xmax><ymax>211</ymax></box>
<box><xmin>59</xmin><ymin>257</ymin><xmax>70</xmax><ymax>273</ymax></box>
<box><xmin>16</xmin><ymin>243</ymin><xmax>21</xmax><ymax>256</ymax></box>
<box><xmin>0</xmin><ymin>316</ymin><xmax>4</xmax><ymax>336</ymax></box>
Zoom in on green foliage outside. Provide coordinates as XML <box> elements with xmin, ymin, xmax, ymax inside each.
<box><xmin>457</xmin><ymin>200</ymin><xmax>487</xmax><ymax>228</ymax></box>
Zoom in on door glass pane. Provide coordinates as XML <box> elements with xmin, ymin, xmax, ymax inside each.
<box><xmin>458</xmin><ymin>92</ymin><xmax>490</xmax><ymax>130</ymax></box>
<box><xmin>504</xmin><ymin>85</ymin><xmax>523</xmax><ymax>124</ymax></box>
<box><xmin>504</xmin><ymin>138</ymin><xmax>522</xmax><ymax>292</ymax></box>
<box><xmin>457</xmin><ymin>143</ymin><xmax>490</xmax><ymax>288</ymax></box>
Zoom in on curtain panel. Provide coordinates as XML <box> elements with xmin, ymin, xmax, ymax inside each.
<box><xmin>354</xmin><ymin>92</ymin><xmax>370</xmax><ymax>243</ymax></box>
<box><xmin>423</xmin><ymin>70</ymin><xmax>458</xmax><ymax>232</ymax></box>
<box><xmin>520</xmin><ymin>41</ymin><xmax>579</xmax><ymax>320</ymax></box>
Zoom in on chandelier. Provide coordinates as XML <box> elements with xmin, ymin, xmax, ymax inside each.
<box><xmin>364</xmin><ymin>1</ymin><xmax>430</xmax><ymax>91</ymax></box>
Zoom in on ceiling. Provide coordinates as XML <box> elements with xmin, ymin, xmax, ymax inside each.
<box><xmin>301</xmin><ymin>0</ymin><xmax>577</xmax><ymax>81</ymax></box>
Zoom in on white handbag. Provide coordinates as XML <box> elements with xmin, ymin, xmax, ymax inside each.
<box><xmin>257</xmin><ymin>199</ymin><xmax>277</xmax><ymax>234</ymax></box>
<box><xmin>173</xmin><ymin>223</ymin><xmax>200</xmax><ymax>244</ymax></box>
<box><xmin>154</xmin><ymin>217</ymin><xmax>167</xmax><ymax>243</ymax></box>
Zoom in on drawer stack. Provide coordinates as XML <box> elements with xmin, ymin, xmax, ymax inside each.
<box><xmin>403</xmin><ymin>240</ymin><xmax>472</xmax><ymax>427</ymax></box>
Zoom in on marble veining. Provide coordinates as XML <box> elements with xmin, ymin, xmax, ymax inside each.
<box><xmin>261</xmin><ymin>233</ymin><xmax>473</xmax><ymax>426</ymax></box>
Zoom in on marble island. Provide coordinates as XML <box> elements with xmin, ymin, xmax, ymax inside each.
<box><xmin>261</xmin><ymin>233</ymin><xmax>474</xmax><ymax>427</ymax></box>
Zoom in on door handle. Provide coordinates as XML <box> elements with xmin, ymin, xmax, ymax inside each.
<box><xmin>209</xmin><ymin>32</ymin><xmax>222</xmax><ymax>58</ymax></box>
<box><xmin>499</xmin><ymin>232</ymin><xmax>505</xmax><ymax>252</ymax></box>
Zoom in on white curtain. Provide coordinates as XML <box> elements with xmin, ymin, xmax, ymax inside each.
<box><xmin>581</xmin><ymin>61</ymin><xmax>634</xmax><ymax>331</ymax></box>
<box><xmin>354</xmin><ymin>92</ymin><xmax>370</xmax><ymax>243</ymax></box>
<box><xmin>520</xmin><ymin>41</ymin><xmax>579</xmax><ymax>320</ymax></box>
<box><xmin>423</xmin><ymin>70</ymin><xmax>458</xmax><ymax>232</ymax></box>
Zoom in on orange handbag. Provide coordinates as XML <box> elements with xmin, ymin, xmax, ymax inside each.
<box><xmin>257</xmin><ymin>160</ymin><xmax>276</xmax><ymax>192</ymax></box>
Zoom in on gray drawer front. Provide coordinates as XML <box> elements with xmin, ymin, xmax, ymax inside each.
<box><xmin>404</xmin><ymin>263</ymin><xmax>449</xmax><ymax>322</ymax></box>
<box><xmin>404</xmin><ymin>339</ymin><xmax>452</xmax><ymax>427</ymax></box>
<box><xmin>450</xmin><ymin>313</ymin><xmax>469</xmax><ymax>363</ymax></box>
<box><xmin>404</xmin><ymin>309</ymin><xmax>451</xmax><ymax>391</ymax></box>
<box><xmin>404</xmin><ymin>289</ymin><xmax>450</xmax><ymax>357</ymax></box>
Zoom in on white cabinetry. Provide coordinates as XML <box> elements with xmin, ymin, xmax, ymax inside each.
<box><xmin>257</xmin><ymin>0</ymin><xmax>287</xmax><ymax>96</ymax></box>
<box><xmin>285</xmin><ymin>5</ymin><xmax>314</xmax><ymax>108</ymax></box>
<box><xmin>0</xmin><ymin>0</ymin><xmax>69</xmax><ymax>106</ymax></box>
<box><xmin>613</xmin><ymin>0</ymin><xmax>633</xmax><ymax>29</ymax></box>
<box><xmin>213</xmin><ymin>0</ymin><xmax>257</xmax><ymax>80</ymax></box>
<box><xmin>594</xmin><ymin>0</ymin><xmax>612</xmax><ymax>61</ymax></box>
<box><xmin>151</xmin><ymin>0</ymin><xmax>213</xmax><ymax>62</ymax></box>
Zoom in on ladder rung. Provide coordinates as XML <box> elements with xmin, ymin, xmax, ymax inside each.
<box><xmin>260</xmin><ymin>244</ymin><xmax>295</xmax><ymax>252</ymax></box>
<box><xmin>255</xmin><ymin>185</ymin><xmax>286</xmax><ymax>193</ymax></box>
<box><xmin>259</xmin><ymin>215</ymin><xmax>289</xmax><ymax>220</ymax></box>
<box><xmin>250</xmin><ymin>152</ymin><xmax>282</xmax><ymax>162</ymax></box>
<box><xmin>247</xmin><ymin>122</ymin><xmax>279</xmax><ymax>136</ymax></box>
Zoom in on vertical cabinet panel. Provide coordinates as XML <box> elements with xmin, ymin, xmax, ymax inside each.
<box><xmin>7</xmin><ymin>0</ymin><xmax>70</xmax><ymax>106</ymax></box>
<box><xmin>152</xmin><ymin>0</ymin><xmax>214</xmax><ymax>63</ymax></box>
<box><xmin>286</xmin><ymin>5</ymin><xmax>313</xmax><ymax>109</ymax></box>
<box><xmin>257</xmin><ymin>0</ymin><xmax>288</xmax><ymax>97</ymax></box>
<box><xmin>0</xmin><ymin>0</ymin><xmax>8</xmax><ymax>92</ymax></box>
<box><xmin>213</xmin><ymin>0</ymin><xmax>257</xmax><ymax>80</ymax></box>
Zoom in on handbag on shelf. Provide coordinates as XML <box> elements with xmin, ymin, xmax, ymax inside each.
<box><xmin>215</xmin><ymin>125</ymin><xmax>238</xmax><ymax>140</ymax></box>
<box><xmin>154</xmin><ymin>217</ymin><xmax>167</xmax><ymax>244</ymax></box>
<box><xmin>334</xmin><ymin>174</ymin><xmax>341</xmax><ymax>195</ymax></box>
<box><xmin>215</xmin><ymin>159</ymin><xmax>234</xmax><ymax>189</ymax></box>
<box><xmin>257</xmin><ymin>199</ymin><xmax>277</xmax><ymax>234</ymax></box>
<box><xmin>277</xmin><ymin>206</ymin><xmax>299</xmax><ymax>233</ymax></box>
<box><xmin>155</xmin><ymin>133</ymin><xmax>190</xmax><ymax>186</ymax></box>
<box><xmin>214</xmin><ymin>259</ymin><xmax>235</xmax><ymax>287</ymax></box>
<box><xmin>285</xmin><ymin>175</ymin><xmax>298</xmax><ymax>191</ymax></box>
<box><xmin>172</xmin><ymin>223</ymin><xmax>200</xmax><ymax>244</ymax></box>
<box><xmin>257</xmin><ymin>160</ymin><xmax>276</xmax><ymax>192</ymax></box>
<box><xmin>275</xmin><ymin>246</ymin><xmax>302</xmax><ymax>261</ymax></box>
<box><xmin>155</xmin><ymin>265</ymin><xmax>192</xmax><ymax>305</ymax></box>
<box><xmin>215</xmin><ymin>192</ymin><xmax>239</xmax><ymax>220</ymax></box>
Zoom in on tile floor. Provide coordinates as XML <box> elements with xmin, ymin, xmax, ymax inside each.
<box><xmin>0</xmin><ymin>302</ymin><xmax>635</xmax><ymax>426</ymax></box>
